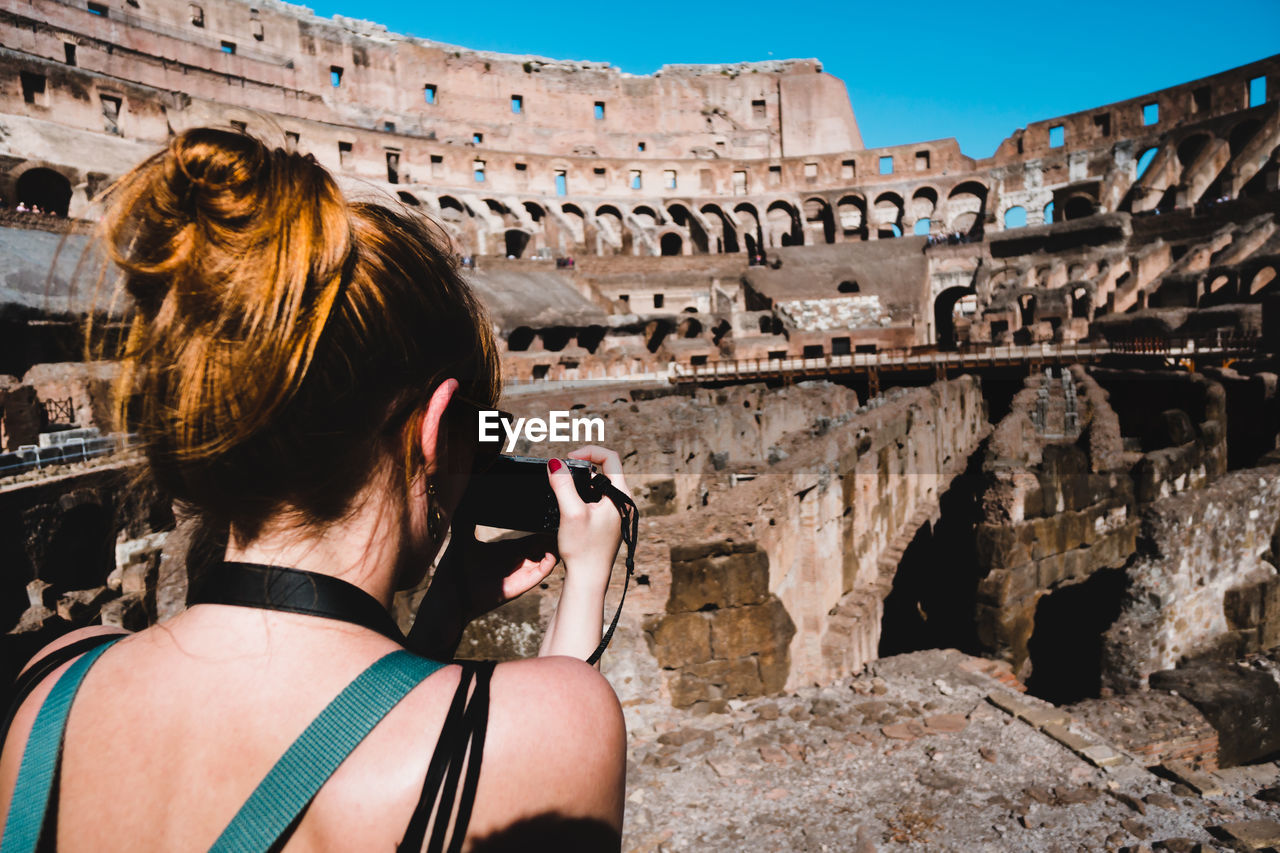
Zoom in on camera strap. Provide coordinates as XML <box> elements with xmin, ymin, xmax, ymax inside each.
<box><xmin>585</xmin><ymin>474</ymin><xmax>639</xmax><ymax>666</ymax></box>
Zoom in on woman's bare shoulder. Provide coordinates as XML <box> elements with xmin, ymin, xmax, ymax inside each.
<box><xmin>471</xmin><ymin>656</ymin><xmax>626</xmax><ymax>835</ymax></box>
<box><xmin>16</xmin><ymin>624</ymin><xmax>131</xmax><ymax>678</ymax></box>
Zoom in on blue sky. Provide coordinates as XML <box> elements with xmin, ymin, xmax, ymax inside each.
<box><xmin>305</xmin><ymin>0</ymin><xmax>1279</xmax><ymax>159</ymax></box>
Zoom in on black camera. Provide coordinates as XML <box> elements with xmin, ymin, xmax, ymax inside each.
<box><xmin>456</xmin><ymin>455</ymin><xmax>602</xmax><ymax>533</ymax></box>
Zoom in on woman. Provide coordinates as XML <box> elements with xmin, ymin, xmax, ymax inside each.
<box><xmin>0</xmin><ymin>127</ymin><xmax>627</xmax><ymax>851</ymax></box>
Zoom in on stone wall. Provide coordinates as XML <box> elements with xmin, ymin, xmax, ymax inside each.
<box><xmin>976</xmin><ymin>367</ymin><xmax>1138</xmax><ymax>678</ymax></box>
<box><xmin>1103</xmin><ymin>464</ymin><xmax>1280</xmax><ymax>692</ymax></box>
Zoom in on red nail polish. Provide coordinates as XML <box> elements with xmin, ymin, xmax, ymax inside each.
<box><xmin>548</xmin><ymin>458</ymin><xmax>562</xmax><ymax>473</ymax></box>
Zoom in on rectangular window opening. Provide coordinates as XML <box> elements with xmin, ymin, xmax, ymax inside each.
<box><xmin>1142</xmin><ymin>102</ymin><xmax>1159</xmax><ymax>125</ymax></box>
<box><xmin>1092</xmin><ymin>113</ymin><xmax>1111</xmax><ymax>137</ymax></box>
<box><xmin>430</xmin><ymin>154</ymin><xmax>443</xmax><ymax>176</ymax></box>
<box><xmin>594</xmin><ymin>101</ymin><xmax>605</xmax><ymax>120</ymax></box>
<box><xmin>593</xmin><ymin>167</ymin><xmax>606</xmax><ymax>189</ymax></box>
<box><xmin>751</xmin><ymin>99</ymin><xmax>766</xmax><ymax>119</ymax></box>
<box><xmin>841</xmin><ymin>159</ymin><xmax>855</xmax><ymax>180</ymax></box>
<box><xmin>636</xmin><ymin>141</ymin><xmax>646</xmax><ymax>152</ymax></box>
<box><xmin>664</xmin><ymin>170</ymin><xmax>677</xmax><ymax>190</ymax></box>
<box><xmin>472</xmin><ymin>132</ymin><xmax>483</xmax><ymax>144</ymax></box>
<box><xmin>338</xmin><ymin>140</ymin><xmax>352</xmax><ymax>168</ymax></box>
<box><xmin>690</xmin><ymin>355</ymin><xmax>708</xmax><ymax>366</ymax></box>
<box><xmin>383</xmin><ymin>121</ymin><xmax>395</xmax><ymax>132</ymax></box>
<box><xmin>732</xmin><ymin>170</ymin><xmax>748</xmax><ymax>195</ymax></box>
<box><xmin>699</xmin><ymin>169</ymin><xmax>712</xmax><ymax>190</ymax></box>
<box><xmin>554</xmin><ymin>170</ymin><xmax>567</xmax><ymax>197</ymax></box>
<box><xmin>803</xmin><ymin>162</ymin><xmax>818</xmax><ymax>181</ymax></box>
<box><xmin>1192</xmin><ymin>86</ymin><xmax>1211</xmax><ymax>113</ymax></box>
<box><xmin>653</xmin><ymin>294</ymin><xmax>665</xmax><ymax>309</ymax></box>
<box><xmin>386</xmin><ymin>150</ymin><xmax>400</xmax><ymax>184</ymax></box>
<box><xmin>915</xmin><ymin>150</ymin><xmax>931</xmax><ymax>170</ymax></box>
<box><xmin>189</xmin><ymin>3</ymin><xmax>203</xmax><ymax>26</ymax></box>
<box><xmin>1048</xmin><ymin>125</ymin><xmax>1064</xmax><ymax>148</ymax></box>
<box><xmin>330</xmin><ymin>66</ymin><xmax>343</xmax><ymax>87</ymax></box>
<box><xmin>100</xmin><ymin>94</ymin><xmax>122</xmax><ymax>134</ymax></box>
<box><xmin>1249</xmin><ymin>76</ymin><xmax>1267</xmax><ymax>108</ymax></box>
<box><xmin>20</xmin><ymin>72</ymin><xmax>46</xmax><ymax>106</ymax></box>
<box><xmin>285</xmin><ymin>130</ymin><xmax>300</xmax><ymax>147</ymax></box>
<box><xmin>473</xmin><ymin>160</ymin><xmax>485</xmax><ymax>183</ymax></box>
<box><xmin>64</xmin><ymin>43</ymin><xmax>77</xmax><ymax>65</ymax></box>
<box><xmin>878</xmin><ymin>156</ymin><xmax>893</xmax><ymax>175</ymax></box>
<box><xmin>831</xmin><ymin>337</ymin><xmax>851</xmax><ymax>356</ymax></box>
<box><xmin>87</xmin><ymin>1</ymin><xmax>107</xmax><ymax>15</ymax></box>
<box><xmin>768</xmin><ymin>350</ymin><xmax>787</xmax><ymax>360</ymax></box>
<box><xmin>802</xmin><ymin>345</ymin><xmax>824</xmax><ymax>359</ymax></box>
<box><xmin>221</xmin><ymin>40</ymin><xmax>236</xmax><ymax>54</ymax></box>
<box><xmin>424</xmin><ymin>84</ymin><xmax>437</xmax><ymax>104</ymax></box>
<box><xmin>629</xmin><ymin>170</ymin><xmax>642</xmax><ymax>190</ymax></box>
<box><xmin>768</xmin><ymin>165</ymin><xmax>781</xmax><ymax>185</ymax></box>
<box><xmin>511</xmin><ymin>94</ymin><xmax>523</xmax><ymax>114</ymax></box>
<box><xmin>252</xmin><ymin>20</ymin><xmax>264</xmax><ymax>40</ymax></box>
<box><xmin>515</xmin><ymin>162</ymin><xmax>528</xmax><ymax>172</ymax></box>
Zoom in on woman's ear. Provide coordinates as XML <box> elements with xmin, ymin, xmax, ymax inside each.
<box><xmin>417</xmin><ymin>378</ymin><xmax>459</xmax><ymax>478</ymax></box>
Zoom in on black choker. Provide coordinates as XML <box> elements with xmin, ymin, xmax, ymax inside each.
<box><xmin>188</xmin><ymin>561</ymin><xmax>405</xmax><ymax>644</ymax></box>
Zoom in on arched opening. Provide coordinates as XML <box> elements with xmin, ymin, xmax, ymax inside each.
<box><xmin>660</xmin><ymin>233</ymin><xmax>683</xmax><ymax>256</ymax></box>
<box><xmin>947</xmin><ymin>181</ymin><xmax>988</xmax><ymax>236</ymax></box>
<box><xmin>504</xmin><ymin>229</ymin><xmax>530</xmax><ymax>258</ymax></box>
<box><xmin>878</xmin><ymin>223</ymin><xmax>902</xmax><ymax>239</ymax></box>
<box><xmin>1003</xmin><ymin>206</ymin><xmax>1027</xmax><ymax>229</ymax></box>
<box><xmin>837</xmin><ymin>280</ymin><xmax>860</xmax><ymax>293</ymax></box>
<box><xmin>1072</xmin><ymin>287</ymin><xmax>1091</xmax><ymax>319</ymax></box>
<box><xmin>560</xmin><ymin>204</ymin><xmax>586</xmax><ymax>247</ymax></box>
<box><xmin>397</xmin><ymin>191</ymin><xmax>420</xmax><ymax>206</ymax></box>
<box><xmin>438</xmin><ymin>195</ymin><xmax>467</xmax><ymax>221</ymax></box>
<box><xmin>803</xmin><ymin>197</ymin><xmax>835</xmax><ymax>244</ymax></box>
<box><xmin>1229</xmin><ymin>120</ymin><xmax>1262</xmax><ymax>157</ymax></box>
<box><xmin>913</xmin><ymin>218</ymin><xmax>931</xmax><ymax>236</ymax></box>
<box><xmin>42</xmin><ymin>503</ymin><xmax>113</xmax><ymax>590</ymax></box>
<box><xmin>1043</xmin><ymin>201</ymin><xmax>1055</xmax><ymax>224</ymax></box>
<box><xmin>910</xmin><ymin>187</ymin><xmax>938</xmax><ymax>222</ymax></box>
<box><xmin>1063</xmin><ymin>196</ymin><xmax>1097</xmax><ymax>220</ymax></box>
<box><xmin>644</xmin><ymin>319</ymin><xmax>672</xmax><ymax>352</ymax></box>
<box><xmin>873</xmin><ymin>192</ymin><xmax>904</xmax><ymax>239</ymax></box>
<box><xmin>1135</xmin><ymin>147</ymin><xmax>1158</xmax><ymax>179</ymax></box>
<box><xmin>678</xmin><ymin>317</ymin><xmax>702</xmax><ymax>338</ymax></box>
<box><xmin>668</xmin><ymin>204</ymin><xmax>708</xmax><ymax>254</ymax></box>
<box><xmin>733</xmin><ymin>203</ymin><xmax>763</xmax><ymax>253</ymax></box>
<box><xmin>1176</xmin><ymin>133</ymin><xmax>1210</xmax><ymax>168</ymax></box>
<box><xmin>836</xmin><ymin>195</ymin><xmax>866</xmax><ymax>239</ymax></box>
<box><xmin>523</xmin><ymin>201</ymin><xmax>545</xmax><ymax>222</ymax></box>
<box><xmin>765</xmin><ymin>201</ymin><xmax>802</xmax><ymax>247</ymax></box>
<box><xmin>540</xmin><ymin>327</ymin><xmax>574</xmax><ymax>352</ymax></box>
<box><xmin>506</xmin><ymin>327</ymin><xmax>536</xmax><ymax>351</ymax></box>
<box><xmin>934</xmin><ymin>285</ymin><xmax>975</xmax><ymax>348</ymax></box>
<box><xmin>16</xmin><ymin>168</ymin><xmax>72</xmax><ymax>217</ymax></box>
<box><xmin>1018</xmin><ymin>293</ymin><xmax>1037</xmax><ymax>327</ymax></box>
<box><xmin>700</xmin><ymin>204</ymin><xmax>739</xmax><ymax>253</ymax></box>
<box><xmin>1250</xmin><ymin>266</ymin><xmax>1276</xmax><ymax>295</ymax></box>
<box><xmin>632</xmin><ymin>205</ymin><xmax>660</xmax><ymax>227</ymax></box>
<box><xmin>1026</xmin><ymin>568</ymin><xmax>1129</xmax><ymax>705</ymax></box>
<box><xmin>577</xmin><ymin>325</ymin><xmax>606</xmax><ymax>353</ymax></box>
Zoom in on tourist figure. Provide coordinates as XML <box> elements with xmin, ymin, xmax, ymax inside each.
<box><xmin>0</xmin><ymin>128</ymin><xmax>628</xmax><ymax>851</ymax></box>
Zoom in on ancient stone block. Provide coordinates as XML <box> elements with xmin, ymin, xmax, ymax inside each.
<box><xmin>683</xmin><ymin>655</ymin><xmax>762</xmax><ymax>699</ymax></box>
<box><xmin>709</xmin><ymin>598</ymin><xmax>794</xmax><ymax>660</ymax></box>
<box><xmin>757</xmin><ymin>648</ymin><xmax>789</xmax><ymax>694</ymax></box>
<box><xmin>644</xmin><ymin>611</ymin><xmax>712</xmax><ymax>668</ymax></box>
<box><xmin>667</xmin><ymin>546</ymin><xmax>769</xmax><ymax>613</ymax></box>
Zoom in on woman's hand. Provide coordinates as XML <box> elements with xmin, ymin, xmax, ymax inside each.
<box><xmin>407</xmin><ymin>521</ymin><xmax>557</xmax><ymax>659</ymax></box>
<box><xmin>540</xmin><ymin>446</ymin><xmax>629</xmax><ymax>661</ymax></box>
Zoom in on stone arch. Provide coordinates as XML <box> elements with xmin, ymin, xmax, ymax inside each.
<box><xmin>1176</xmin><ymin>133</ymin><xmax>1211</xmax><ymax>168</ymax></box>
<box><xmin>910</xmin><ymin>186</ymin><xmax>938</xmax><ymax>220</ymax></box>
<box><xmin>1003</xmin><ymin>206</ymin><xmax>1028</xmax><ymax>229</ymax></box>
<box><xmin>1135</xmin><ymin>147</ymin><xmax>1159</xmax><ymax>179</ymax></box>
<box><xmin>438</xmin><ymin>195</ymin><xmax>468</xmax><ymax>221</ymax></box>
<box><xmin>560</xmin><ymin>203</ymin><xmax>586</xmax><ymax>247</ymax></box>
<box><xmin>659</xmin><ymin>231</ymin><xmax>683</xmax><ymax>256</ymax></box>
<box><xmin>765</xmin><ymin>200</ymin><xmax>802</xmax><ymax>247</ymax></box>
<box><xmin>733</xmin><ymin>203</ymin><xmax>763</xmax><ymax>255</ymax></box>
<box><xmin>504</xmin><ymin>228</ymin><xmax>531</xmax><ymax>258</ymax></box>
<box><xmin>1062</xmin><ymin>195</ymin><xmax>1097</xmax><ymax>221</ymax></box>
<box><xmin>1249</xmin><ymin>266</ymin><xmax>1276</xmax><ymax>295</ymax></box>
<box><xmin>837</xmin><ymin>280</ymin><xmax>860</xmax><ymax>293</ymax></box>
<box><xmin>523</xmin><ymin>200</ymin><xmax>546</xmax><ymax>222</ymax></box>
<box><xmin>632</xmin><ymin>205</ymin><xmax>661</xmax><ymax>226</ymax></box>
<box><xmin>397</xmin><ymin>190</ymin><xmax>421</xmax><ymax>206</ymax></box>
<box><xmin>678</xmin><ymin>317</ymin><xmax>703</xmax><ymax>338</ymax></box>
<box><xmin>700</xmin><ymin>203</ymin><xmax>740</xmax><ymax>253</ymax></box>
<box><xmin>668</xmin><ymin>203</ymin><xmax>709</xmax><ymax>254</ymax></box>
<box><xmin>836</xmin><ymin>195</ymin><xmax>867</xmax><ymax>239</ymax></box>
<box><xmin>873</xmin><ymin>191</ymin><xmax>904</xmax><ymax>238</ymax></box>
<box><xmin>16</xmin><ymin>167</ymin><xmax>73</xmax><ymax>217</ymax></box>
<box><xmin>934</xmin><ymin>285</ymin><xmax>976</xmax><ymax>348</ymax></box>
<box><xmin>802</xmin><ymin>197</ymin><xmax>836</xmax><ymax>244</ymax></box>
<box><xmin>1229</xmin><ymin>119</ymin><xmax>1262</xmax><ymax>157</ymax></box>
<box><xmin>507</xmin><ymin>326</ymin><xmax>536</xmax><ymax>351</ymax></box>
<box><xmin>1071</xmin><ymin>285</ymin><xmax>1092</xmax><ymax>319</ymax></box>
<box><xmin>946</xmin><ymin>181</ymin><xmax>988</xmax><ymax>234</ymax></box>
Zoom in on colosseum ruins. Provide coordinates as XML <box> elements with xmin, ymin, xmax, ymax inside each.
<box><xmin>2</xmin><ymin>0</ymin><xmax>1280</xmax><ymax>848</ymax></box>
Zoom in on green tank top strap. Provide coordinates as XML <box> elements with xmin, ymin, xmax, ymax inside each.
<box><xmin>2</xmin><ymin>643</ymin><xmax>444</xmax><ymax>853</ymax></box>
<box><xmin>209</xmin><ymin>650</ymin><xmax>445</xmax><ymax>852</ymax></box>
<box><xmin>1</xmin><ymin>636</ymin><xmax>122</xmax><ymax>853</ymax></box>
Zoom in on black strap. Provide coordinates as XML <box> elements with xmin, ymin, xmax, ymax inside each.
<box><xmin>585</xmin><ymin>476</ymin><xmax>639</xmax><ymax>666</ymax></box>
<box><xmin>0</xmin><ymin>633</ymin><xmax>124</xmax><ymax>752</ymax></box>
<box><xmin>399</xmin><ymin>661</ymin><xmax>495</xmax><ymax>853</ymax></box>
<box><xmin>188</xmin><ymin>562</ymin><xmax>405</xmax><ymax>644</ymax></box>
